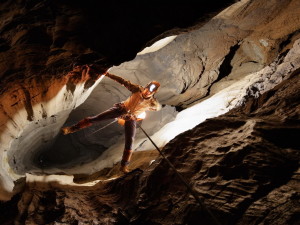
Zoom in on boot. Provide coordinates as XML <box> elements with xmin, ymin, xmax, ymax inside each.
<box><xmin>120</xmin><ymin>164</ymin><xmax>130</xmax><ymax>173</ymax></box>
<box><xmin>62</xmin><ymin>118</ymin><xmax>92</xmax><ymax>135</ymax></box>
<box><xmin>120</xmin><ymin>150</ymin><xmax>133</xmax><ymax>173</ymax></box>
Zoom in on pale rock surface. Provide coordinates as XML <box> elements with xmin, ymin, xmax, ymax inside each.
<box><xmin>0</xmin><ymin>69</ymin><xmax>103</xmax><ymax>200</ymax></box>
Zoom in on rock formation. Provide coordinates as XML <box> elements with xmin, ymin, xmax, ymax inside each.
<box><xmin>0</xmin><ymin>0</ymin><xmax>236</xmax><ymax>200</ymax></box>
<box><xmin>0</xmin><ymin>0</ymin><xmax>299</xmax><ymax>224</ymax></box>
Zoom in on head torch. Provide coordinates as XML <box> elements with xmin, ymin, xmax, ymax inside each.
<box><xmin>149</xmin><ymin>84</ymin><xmax>157</xmax><ymax>92</ymax></box>
<box><xmin>145</xmin><ymin>81</ymin><xmax>160</xmax><ymax>93</ymax></box>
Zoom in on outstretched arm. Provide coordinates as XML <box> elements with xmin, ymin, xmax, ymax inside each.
<box><xmin>105</xmin><ymin>72</ymin><xmax>141</xmax><ymax>93</ymax></box>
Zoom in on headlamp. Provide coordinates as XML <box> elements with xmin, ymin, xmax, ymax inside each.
<box><xmin>149</xmin><ymin>84</ymin><xmax>157</xmax><ymax>92</ymax></box>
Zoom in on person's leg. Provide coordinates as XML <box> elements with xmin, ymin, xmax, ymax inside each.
<box><xmin>62</xmin><ymin>103</ymin><xmax>125</xmax><ymax>134</ymax></box>
<box><xmin>120</xmin><ymin>119</ymin><xmax>136</xmax><ymax>173</ymax></box>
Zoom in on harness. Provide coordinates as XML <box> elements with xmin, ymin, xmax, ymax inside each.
<box><xmin>118</xmin><ymin>111</ymin><xmax>144</xmax><ymax>126</ymax></box>
<box><xmin>116</xmin><ymin>95</ymin><xmax>147</xmax><ymax>126</ymax></box>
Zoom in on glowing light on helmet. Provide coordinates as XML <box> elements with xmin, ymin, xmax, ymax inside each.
<box><xmin>149</xmin><ymin>84</ymin><xmax>157</xmax><ymax>92</ymax></box>
<box><xmin>145</xmin><ymin>81</ymin><xmax>160</xmax><ymax>93</ymax></box>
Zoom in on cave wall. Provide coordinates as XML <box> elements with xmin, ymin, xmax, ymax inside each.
<box><xmin>10</xmin><ymin>71</ymin><xmax>299</xmax><ymax>224</ymax></box>
<box><xmin>0</xmin><ymin>0</ymin><xmax>237</xmax><ymax>200</ymax></box>
<box><xmin>46</xmin><ymin>0</ymin><xmax>300</xmax><ymax>177</ymax></box>
<box><xmin>0</xmin><ymin>0</ymin><xmax>299</xmax><ymax>224</ymax></box>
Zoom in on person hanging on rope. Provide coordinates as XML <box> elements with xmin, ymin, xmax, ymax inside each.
<box><xmin>62</xmin><ymin>66</ymin><xmax>161</xmax><ymax>173</ymax></box>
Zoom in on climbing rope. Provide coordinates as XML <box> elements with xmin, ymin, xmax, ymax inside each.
<box><xmin>87</xmin><ymin>119</ymin><xmax>118</xmax><ymax>136</ymax></box>
<box><xmin>137</xmin><ymin>123</ymin><xmax>221</xmax><ymax>225</ymax></box>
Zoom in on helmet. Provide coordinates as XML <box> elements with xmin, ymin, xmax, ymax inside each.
<box><xmin>145</xmin><ymin>81</ymin><xmax>160</xmax><ymax>93</ymax></box>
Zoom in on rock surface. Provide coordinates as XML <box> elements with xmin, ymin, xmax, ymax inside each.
<box><xmin>8</xmin><ymin>72</ymin><xmax>300</xmax><ymax>225</ymax></box>
<box><xmin>0</xmin><ymin>0</ymin><xmax>299</xmax><ymax>224</ymax></box>
<box><xmin>50</xmin><ymin>0</ymin><xmax>300</xmax><ymax>181</ymax></box>
<box><xmin>0</xmin><ymin>0</ymin><xmax>236</xmax><ymax>200</ymax></box>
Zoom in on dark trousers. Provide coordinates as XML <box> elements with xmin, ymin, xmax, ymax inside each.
<box><xmin>88</xmin><ymin>104</ymin><xmax>136</xmax><ymax>151</ymax></box>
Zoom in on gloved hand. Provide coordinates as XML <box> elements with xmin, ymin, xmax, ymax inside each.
<box><xmin>62</xmin><ymin>126</ymin><xmax>72</xmax><ymax>135</ymax></box>
<box><xmin>61</xmin><ymin>118</ymin><xmax>92</xmax><ymax>135</ymax></box>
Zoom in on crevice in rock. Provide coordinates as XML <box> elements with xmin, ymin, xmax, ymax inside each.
<box><xmin>240</xmin><ymin>60</ymin><xmax>258</xmax><ymax>66</ymax></box>
<box><xmin>175</xmin><ymin>105</ymin><xmax>185</xmax><ymax>112</ymax></box>
<box><xmin>0</xmin><ymin>193</ymin><xmax>21</xmax><ymax>225</ymax></box>
<box><xmin>84</xmin><ymin>79</ymin><xmax>96</xmax><ymax>90</ymax></box>
<box><xmin>66</xmin><ymin>79</ymin><xmax>76</xmax><ymax>94</ymax></box>
<box><xmin>41</xmin><ymin>104</ymin><xmax>47</xmax><ymax>119</ymax></box>
<box><xmin>183</xmin><ymin>44</ymin><xmax>240</xmax><ymax>107</ymax></box>
<box><xmin>277</xmin><ymin>49</ymin><xmax>290</xmax><ymax>64</ymax></box>
<box><xmin>180</xmin><ymin>80</ymin><xmax>189</xmax><ymax>94</ymax></box>
<box><xmin>279</xmin><ymin>29</ymin><xmax>300</xmax><ymax>53</ymax></box>
<box><xmin>193</xmin><ymin>58</ymin><xmax>206</xmax><ymax>87</ymax></box>
<box><xmin>259</xmin><ymin>127</ymin><xmax>300</xmax><ymax>150</ymax></box>
<box><xmin>21</xmin><ymin>86</ymin><xmax>34</xmax><ymax>121</ymax></box>
<box><xmin>218</xmin><ymin>44</ymin><xmax>240</xmax><ymax>81</ymax></box>
<box><xmin>40</xmin><ymin>191</ymin><xmax>65</xmax><ymax>224</ymax></box>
